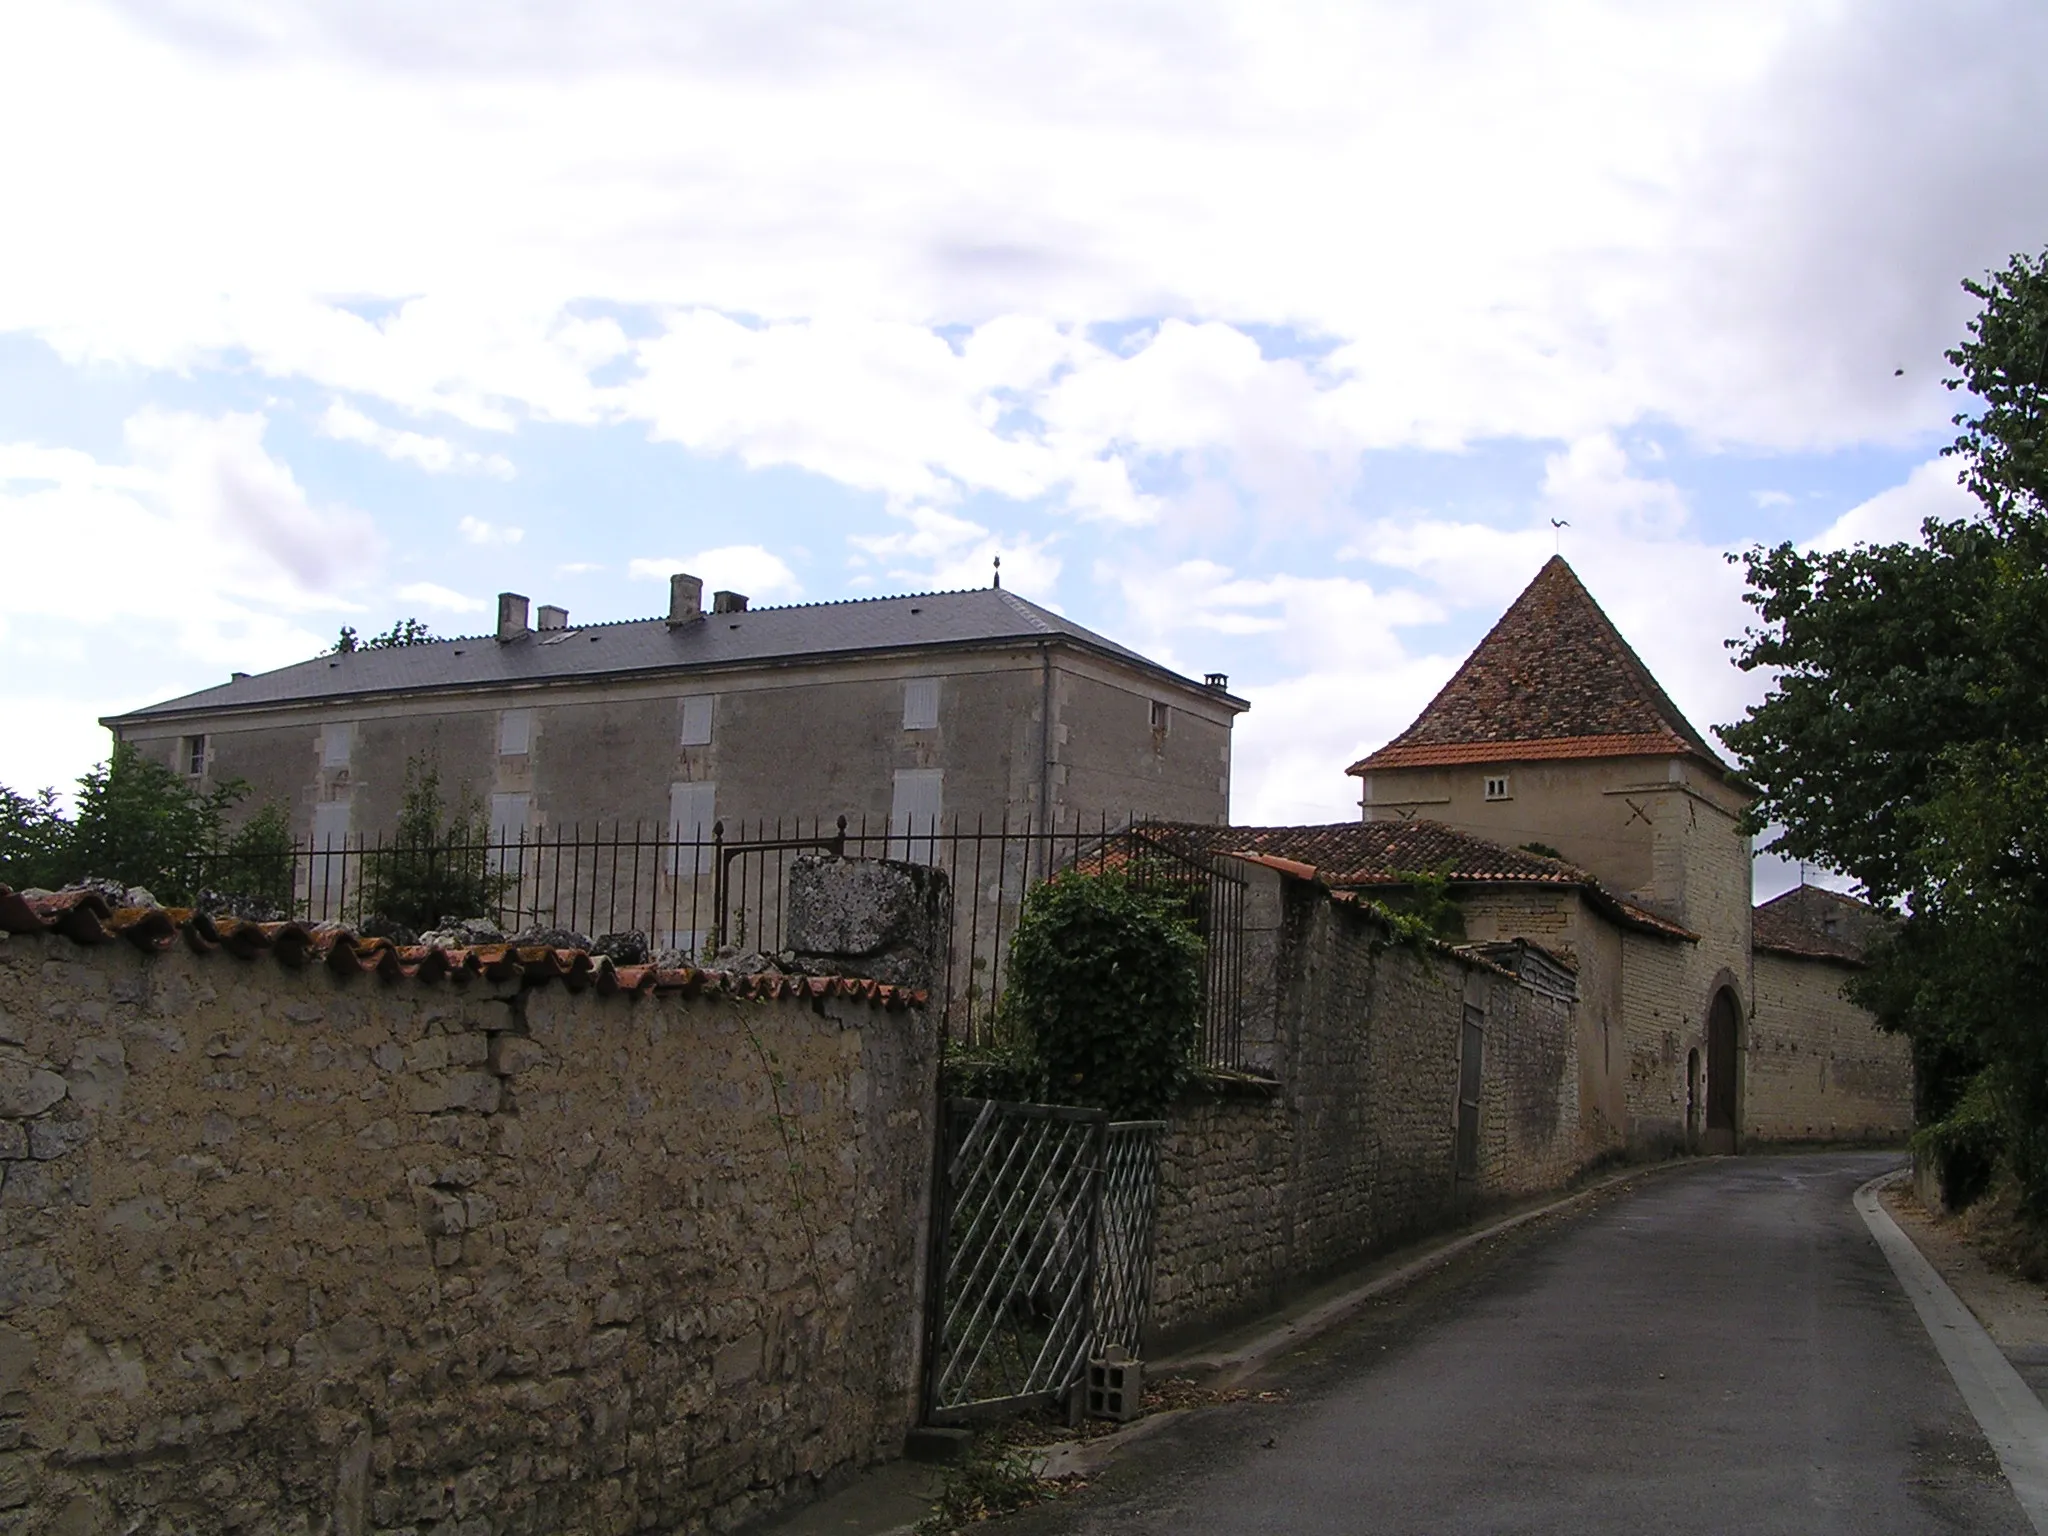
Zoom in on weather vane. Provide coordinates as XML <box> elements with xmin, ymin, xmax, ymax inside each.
<box><xmin>1550</xmin><ymin>518</ymin><xmax>1570</xmax><ymax>554</ymax></box>
<box><xmin>993</xmin><ymin>553</ymin><xmax>1002</xmax><ymax>589</ymax></box>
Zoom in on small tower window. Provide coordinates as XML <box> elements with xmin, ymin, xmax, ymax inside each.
<box><xmin>183</xmin><ymin>735</ymin><xmax>207</xmax><ymax>777</ymax></box>
<box><xmin>1484</xmin><ymin>775</ymin><xmax>1511</xmax><ymax>801</ymax></box>
<box><xmin>1150</xmin><ymin>700</ymin><xmax>1170</xmax><ymax>734</ymax></box>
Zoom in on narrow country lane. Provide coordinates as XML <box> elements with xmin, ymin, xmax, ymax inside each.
<box><xmin>1004</xmin><ymin>1153</ymin><xmax>2031</xmax><ymax>1536</ymax></box>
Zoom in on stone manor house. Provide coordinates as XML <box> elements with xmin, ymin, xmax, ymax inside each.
<box><xmin>105</xmin><ymin>571</ymin><xmax>1247</xmax><ymax>853</ymax></box>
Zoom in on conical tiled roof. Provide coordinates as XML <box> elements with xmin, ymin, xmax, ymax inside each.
<box><xmin>1348</xmin><ymin>556</ymin><xmax>1724</xmax><ymax>774</ymax></box>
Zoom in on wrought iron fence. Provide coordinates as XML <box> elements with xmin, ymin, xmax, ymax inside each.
<box><xmin>187</xmin><ymin>811</ymin><xmax>1246</xmax><ymax>1067</ymax></box>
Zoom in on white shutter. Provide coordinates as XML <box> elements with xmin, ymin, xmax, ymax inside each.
<box><xmin>679</xmin><ymin>695</ymin><xmax>714</xmax><ymax>747</ymax></box>
<box><xmin>668</xmin><ymin>782</ymin><xmax>716</xmax><ymax>876</ymax></box>
<box><xmin>309</xmin><ymin>800</ymin><xmax>352</xmax><ymax>904</ymax></box>
<box><xmin>497</xmin><ymin>709</ymin><xmax>533</xmax><ymax>756</ymax></box>
<box><xmin>488</xmin><ymin>792</ymin><xmax>531</xmax><ymax>873</ymax></box>
<box><xmin>320</xmin><ymin>722</ymin><xmax>354</xmax><ymax>768</ymax></box>
<box><xmin>890</xmin><ymin>769</ymin><xmax>944</xmax><ymax>864</ymax></box>
<box><xmin>902</xmin><ymin>677</ymin><xmax>940</xmax><ymax>731</ymax></box>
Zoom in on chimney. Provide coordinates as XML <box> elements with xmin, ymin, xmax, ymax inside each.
<box><xmin>497</xmin><ymin>592</ymin><xmax>530</xmax><ymax>642</ymax></box>
<box><xmin>537</xmin><ymin>604</ymin><xmax>569</xmax><ymax>631</ymax></box>
<box><xmin>1205</xmin><ymin>672</ymin><xmax>1230</xmax><ymax>691</ymax></box>
<box><xmin>668</xmin><ymin>573</ymin><xmax>704</xmax><ymax>626</ymax></box>
<box><xmin>712</xmin><ymin>590</ymin><xmax>749</xmax><ymax>614</ymax></box>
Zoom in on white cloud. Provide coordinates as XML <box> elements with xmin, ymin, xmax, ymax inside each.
<box><xmin>1805</xmin><ymin>456</ymin><xmax>1979</xmax><ymax>553</ymax></box>
<box><xmin>849</xmin><ymin>505</ymin><xmax>1060</xmax><ymax>596</ymax></box>
<box><xmin>395</xmin><ymin>581</ymin><xmax>489</xmax><ymax>613</ymax></box>
<box><xmin>319</xmin><ymin>400</ymin><xmax>515</xmax><ymax>478</ymax></box>
<box><xmin>627</xmin><ymin>545</ymin><xmax>802</xmax><ymax>601</ymax></box>
<box><xmin>457</xmin><ymin>515</ymin><xmax>524</xmax><ymax>545</ymax></box>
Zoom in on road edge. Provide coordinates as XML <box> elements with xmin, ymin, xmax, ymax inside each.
<box><xmin>1855</xmin><ymin>1170</ymin><xmax>2048</xmax><ymax>1535</ymax></box>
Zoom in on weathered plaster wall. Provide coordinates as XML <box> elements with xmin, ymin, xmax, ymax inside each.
<box><xmin>1747</xmin><ymin>952</ymin><xmax>1912</xmax><ymax>1142</ymax></box>
<box><xmin>0</xmin><ymin>928</ymin><xmax>936</xmax><ymax>1534</ymax></box>
<box><xmin>1147</xmin><ymin>873</ymin><xmax>1584</xmax><ymax>1345</ymax></box>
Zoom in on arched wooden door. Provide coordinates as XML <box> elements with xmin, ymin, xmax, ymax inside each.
<box><xmin>1704</xmin><ymin>989</ymin><xmax>1741</xmax><ymax>1154</ymax></box>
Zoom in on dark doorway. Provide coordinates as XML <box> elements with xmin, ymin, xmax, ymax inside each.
<box><xmin>1704</xmin><ymin>989</ymin><xmax>1741</xmax><ymax>1154</ymax></box>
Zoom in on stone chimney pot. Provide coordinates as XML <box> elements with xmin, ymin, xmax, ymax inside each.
<box><xmin>497</xmin><ymin>593</ymin><xmax>530</xmax><ymax>643</ymax></box>
<box><xmin>712</xmin><ymin>590</ymin><xmax>749</xmax><ymax>614</ymax></box>
<box><xmin>537</xmin><ymin>604</ymin><xmax>569</xmax><ymax>631</ymax></box>
<box><xmin>668</xmin><ymin>573</ymin><xmax>704</xmax><ymax>626</ymax></box>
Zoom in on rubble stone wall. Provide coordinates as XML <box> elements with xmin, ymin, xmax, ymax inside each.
<box><xmin>0</xmin><ymin>927</ymin><xmax>935</xmax><ymax>1535</ymax></box>
<box><xmin>1147</xmin><ymin>872</ymin><xmax>1583</xmax><ymax>1346</ymax></box>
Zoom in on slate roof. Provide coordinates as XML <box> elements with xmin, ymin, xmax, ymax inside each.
<box><xmin>1752</xmin><ymin>885</ymin><xmax>1889</xmax><ymax>965</ymax></box>
<box><xmin>0</xmin><ymin>885</ymin><xmax>923</xmax><ymax>1007</ymax></box>
<box><xmin>1138</xmin><ymin>820</ymin><xmax>1697</xmax><ymax>941</ymax></box>
<box><xmin>108</xmin><ymin>587</ymin><xmax>1246</xmax><ymax>724</ymax></box>
<box><xmin>1349</xmin><ymin>556</ymin><xmax>1726</xmax><ymax>775</ymax></box>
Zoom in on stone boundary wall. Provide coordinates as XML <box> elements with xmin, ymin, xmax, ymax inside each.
<box><xmin>1747</xmin><ymin>950</ymin><xmax>1912</xmax><ymax>1142</ymax></box>
<box><xmin>0</xmin><ymin>920</ymin><xmax>935</xmax><ymax>1535</ymax></box>
<box><xmin>1146</xmin><ymin>872</ymin><xmax>1582</xmax><ymax>1345</ymax></box>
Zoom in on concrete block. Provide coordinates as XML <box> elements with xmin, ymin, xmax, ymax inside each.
<box><xmin>785</xmin><ymin>855</ymin><xmax>947</xmax><ymax>991</ymax></box>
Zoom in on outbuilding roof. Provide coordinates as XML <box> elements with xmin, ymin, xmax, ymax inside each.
<box><xmin>1751</xmin><ymin>884</ymin><xmax>1889</xmax><ymax>965</ymax></box>
<box><xmin>1348</xmin><ymin>556</ymin><xmax>1728</xmax><ymax>776</ymax></box>
<box><xmin>107</xmin><ymin>586</ymin><xmax>1247</xmax><ymax>724</ymax></box>
<box><xmin>1138</xmin><ymin>819</ymin><xmax>1697</xmax><ymax>941</ymax></box>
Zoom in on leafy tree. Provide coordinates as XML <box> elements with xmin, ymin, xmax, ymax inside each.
<box><xmin>1721</xmin><ymin>247</ymin><xmax>2048</xmax><ymax>1211</ymax></box>
<box><xmin>0</xmin><ymin>746</ymin><xmax>295</xmax><ymax>908</ymax></box>
<box><xmin>1001</xmin><ymin>871</ymin><xmax>1202</xmax><ymax>1119</ymax></box>
<box><xmin>357</xmin><ymin>757</ymin><xmax>510</xmax><ymax>932</ymax></box>
<box><xmin>332</xmin><ymin>616</ymin><xmax>440</xmax><ymax>655</ymax></box>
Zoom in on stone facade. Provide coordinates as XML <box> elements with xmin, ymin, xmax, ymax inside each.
<box><xmin>1747</xmin><ymin>951</ymin><xmax>1912</xmax><ymax>1142</ymax></box>
<box><xmin>0</xmin><ymin>924</ymin><xmax>935</xmax><ymax>1534</ymax></box>
<box><xmin>1146</xmin><ymin>867</ymin><xmax>1582</xmax><ymax>1346</ymax></box>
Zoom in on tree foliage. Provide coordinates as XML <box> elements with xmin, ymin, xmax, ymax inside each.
<box><xmin>0</xmin><ymin>746</ymin><xmax>294</xmax><ymax>907</ymax></box>
<box><xmin>332</xmin><ymin>616</ymin><xmax>440</xmax><ymax>655</ymax></box>
<box><xmin>1720</xmin><ymin>247</ymin><xmax>2048</xmax><ymax>1212</ymax></box>
<box><xmin>357</xmin><ymin>757</ymin><xmax>511</xmax><ymax>933</ymax></box>
<box><xmin>999</xmin><ymin>871</ymin><xmax>1203</xmax><ymax>1119</ymax></box>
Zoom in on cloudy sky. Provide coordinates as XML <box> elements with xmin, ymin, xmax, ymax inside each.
<box><xmin>3</xmin><ymin>0</ymin><xmax>2042</xmax><ymax>894</ymax></box>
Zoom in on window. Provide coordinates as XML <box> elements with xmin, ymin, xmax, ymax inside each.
<box><xmin>320</xmin><ymin>721</ymin><xmax>353</xmax><ymax>770</ymax></box>
<box><xmin>1484</xmin><ymin>775</ymin><xmax>1511</xmax><ymax>801</ymax></box>
<box><xmin>668</xmin><ymin>782</ymin><xmax>717</xmax><ymax>876</ymax></box>
<box><xmin>903</xmin><ymin>677</ymin><xmax>940</xmax><ymax>731</ymax></box>
<box><xmin>680</xmin><ymin>695</ymin><xmax>714</xmax><ymax>747</ymax></box>
<box><xmin>890</xmin><ymin>768</ymin><xmax>944</xmax><ymax>864</ymax></box>
<box><xmin>309</xmin><ymin>800</ymin><xmax>352</xmax><ymax>903</ymax></box>
<box><xmin>497</xmin><ymin>709</ymin><xmax>533</xmax><ymax>757</ymax></box>
<box><xmin>183</xmin><ymin>735</ymin><xmax>206</xmax><ymax>776</ymax></box>
<box><xmin>1149</xmin><ymin>700</ymin><xmax>1170</xmax><ymax>734</ymax></box>
<box><xmin>488</xmin><ymin>793</ymin><xmax>531</xmax><ymax>872</ymax></box>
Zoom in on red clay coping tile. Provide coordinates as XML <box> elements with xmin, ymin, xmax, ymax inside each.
<box><xmin>0</xmin><ymin>886</ymin><xmax>924</xmax><ymax>1009</ymax></box>
<box><xmin>1352</xmin><ymin>733</ymin><xmax>1695</xmax><ymax>771</ymax></box>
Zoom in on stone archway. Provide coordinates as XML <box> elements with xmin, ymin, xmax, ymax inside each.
<box><xmin>1704</xmin><ymin>987</ymin><xmax>1742</xmax><ymax>1154</ymax></box>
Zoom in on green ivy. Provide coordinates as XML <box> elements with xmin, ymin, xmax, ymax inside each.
<box><xmin>1000</xmin><ymin>871</ymin><xmax>1202</xmax><ymax>1120</ymax></box>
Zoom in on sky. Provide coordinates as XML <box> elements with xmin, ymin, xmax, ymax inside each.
<box><xmin>3</xmin><ymin>0</ymin><xmax>2043</xmax><ymax>900</ymax></box>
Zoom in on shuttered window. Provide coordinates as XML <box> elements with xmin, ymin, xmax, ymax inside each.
<box><xmin>680</xmin><ymin>695</ymin><xmax>714</xmax><ymax>747</ymax></box>
<box><xmin>903</xmin><ymin>677</ymin><xmax>940</xmax><ymax>731</ymax></box>
<box><xmin>890</xmin><ymin>768</ymin><xmax>944</xmax><ymax>864</ymax></box>
<box><xmin>498</xmin><ymin>709</ymin><xmax>533</xmax><ymax>757</ymax></box>
<box><xmin>668</xmin><ymin>782</ymin><xmax>716</xmax><ymax>876</ymax></box>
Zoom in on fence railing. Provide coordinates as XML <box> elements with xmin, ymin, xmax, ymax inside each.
<box><xmin>187</xmin><ymin>812</ymin><xmax>1248</xmax><ymax>1069</ymax></box>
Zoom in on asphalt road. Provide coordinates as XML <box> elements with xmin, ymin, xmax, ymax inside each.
<box><xmin>1003</xmin><ymin>1152</ymin><xmax>2032</xmax><ymax>1536</ymax></box>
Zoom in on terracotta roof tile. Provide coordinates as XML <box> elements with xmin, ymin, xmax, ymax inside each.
<box><xmin>0</xmin><ymin>886</ymin><xmax>924</xmax><ymax>1009</ymax></box>
<box><xmin>1348</xmin><ymin>556</ymin><xmax>1725</xmax><ymax>776</ymax></box>
<box><xmin>1135</xmin><ymin>821</ymin><xmax>1698</xmax><ymax>942</ymax></box>
<box><xmin>1751</xmin><ymin>885</ymin><xmax>1888</xmax><ymax>965</ymax></box>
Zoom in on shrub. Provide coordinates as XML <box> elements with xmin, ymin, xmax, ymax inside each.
<box><xmin>357</xmin><ymin>758</ymin><xmax>510</xmax><ymax>932</ymax></box>
<box><xmin>1913</xmin><ymin>1070</ymin><xmax>2004</xmax><ymax>1210</ymax></box>
<box><xmin>1001</xmin><ymin>871</ymin><xmax>1202</xmax><ymax>1119</ymax></box>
